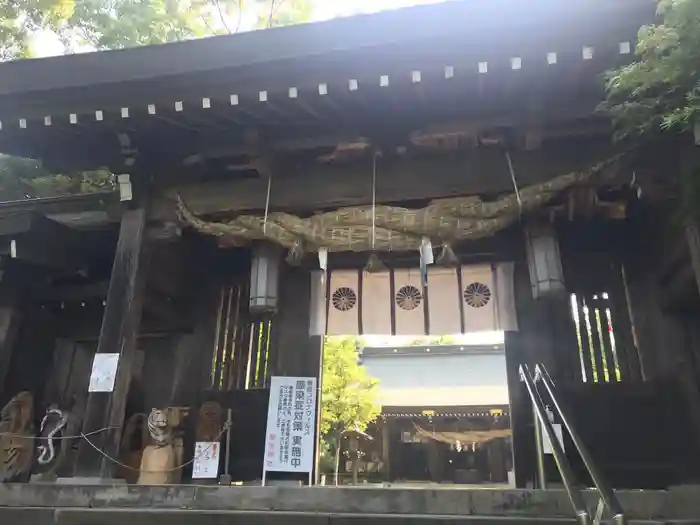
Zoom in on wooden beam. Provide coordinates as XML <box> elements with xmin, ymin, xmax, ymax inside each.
<box><xmin>685</xmin><ymin>222</ymin><xmax>700</xmax><ymax>301</ymax></box>
<box><xmin>0</xmin><ymin>307</ymin><xmax>22</xmax><ymax>399</ymax></box>
<box><xmin>32</xmin><ymin>282</ymin><xmax>110</xmax><ymax>303</ymax></box>
<box><xmin>147</xmin><ymin>243</ymin><xmax>189</xmax><ymax>297</ymax></box>
<box><xmin>156</xmin><ymin>138</ymin><xmax>621</xmax><ymax>219</ymax></box>
<box><xmin>0</xmin><ymin>192</ymin><xmax>118</xmax><ymax>223</ymax></box>
<box><xmin>142</xmin><ymin>290</ymin><xmax>190</xmax><ymax>330</ymax></box>
<box><xmin>75</xmin><ymin>206</ymin><xmax>149</xmax><ymax>478</ymax></box>
<box><xmin>0</xmin><ymin>214</ymin><xmax>88</xmax><ymax>272</ymax></box>
<box><xmin>658</xmin><ymin>262</ymin><xmax>698</xmax><ymax>310</ymax></box>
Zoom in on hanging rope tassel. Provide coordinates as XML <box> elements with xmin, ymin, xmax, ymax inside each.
<box><xmin>505</xmin><ymin>150</ymin><xmax>523</xmax><ymax>216</ymax></box>
<box><xmin>435</xmin><ymin>243</ymin><xmax>459</xmax><ymax>266</ymax></box>
<box><xmin>365</xmin><ymin>150</ymin><xmax>387</xmax><ymax>273</ymax></box>
<box><xmin>263</xmin><ymin>171</ymin><xmax>272</xmax><ymax>235</ymax></box>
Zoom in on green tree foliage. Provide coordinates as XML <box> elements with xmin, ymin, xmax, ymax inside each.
<box><xmin>321</xmin><ymin>336</ymin><xmax>381</xmax><ymax>483</ymax></box>
<box><xmin>0</xmin><ymin>0</ymin><xmax>311</xmax><ymax>200</ymax></box>
<box><xmin>0</xmin><ymin>155</ymin><xmax>113</xmax><ymax>199</ymax></box>
<box><xmin>1</xmin><ymin>0</ymin><xmax>312</xmax><ymax>58</ymax></box>
<box><xmin>65</xmin><ymin>0</ymin><xmax>216</xmax><ymax>50</ymax></box>
<box><xmin>600</xmin><ymin>0</ymin><xmax>700</xmax><ymax>139</ymax></box>
<box><xmin>0</xmin><ymin>0</ymin><xmax>76</xmax><ymax>60</ymax></box>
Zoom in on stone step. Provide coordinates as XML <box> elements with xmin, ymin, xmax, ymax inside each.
<box><xmin>1</xmin><ymin>484</ymin><xmax>699</xmax><ymax>521</ymax></box>
<box><xmin>2</xmin><ymin>509</ymin><xmax>699</xmax><ymax>525</ymax></box>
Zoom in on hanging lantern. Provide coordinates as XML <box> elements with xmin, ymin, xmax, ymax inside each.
<box><xmin>249</xmin><ymin>243</ymin><xmax>281</xmax><ymax>314</ymax></box>
<box><xmin>524</xmin><ymin>222</ymin><xmax>565</xmax><ymax>299</ymax></box>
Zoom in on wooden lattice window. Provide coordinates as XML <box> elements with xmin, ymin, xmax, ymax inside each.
<box><xmin>210</xmin><ymin>283</ymin><xmax>276</xmax><ymax>391</ymax></box>
<box><xmin>571</xmin><ymin>292</ymin><xmax>628</xmax><ymax>383</ymax></box>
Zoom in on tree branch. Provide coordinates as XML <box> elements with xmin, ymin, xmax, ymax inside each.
<box><xmin>268</xmin><ymin>0</ymin><xmax>277</xmax><ymax>28</ymax></box>
<box><xmin>233</xmin><ymin>0</ymin><xmax>243</xmax><ymax>34</ymax></box>
<box><xmin>212</xmin><ymin>0</ymin><xmax>232</xmax><ymax>34</ymax></box>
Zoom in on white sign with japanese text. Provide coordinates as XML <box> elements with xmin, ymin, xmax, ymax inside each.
<box><xmin>192</xmin><ymin>441</ymin><xmax>221</xmax><ymax>479</ymax></box>
<box><xmin>88</xmin><ymin>353</ymin><xmax>120</xmax><ymax>392</ymax></box>
<box><xmin>263</xmin><ymin>376</ymin><xmax>317</xmax><ymax>476</ymax></box>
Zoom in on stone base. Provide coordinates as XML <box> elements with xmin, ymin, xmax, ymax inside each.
<box><xmin>0</xmin><ymin>483</ymin><xmax>698</xmax><ymax>520</ymax></box>
<box><xmin>55</xmin><ymin>477</ymin><xmax>127</xmax><ymax>485</ymax></box>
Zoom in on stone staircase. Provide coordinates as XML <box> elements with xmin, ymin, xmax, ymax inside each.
<box><xmin>1</xmin><ymin>485</ymin><xmax>699</xmax><ymax>525</ymax></box>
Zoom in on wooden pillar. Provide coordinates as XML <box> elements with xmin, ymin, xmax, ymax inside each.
<box><xmin>76</xmin><ymin>207</ymin><xmax>149</xmax><ymax>478</ymax></box>
<box><xmin>504</xmin><ymin>330</ymin><xmax>531</xmax><ymax>488</ymax></box>
<box><xmin>381</xmin><ymin>419</ymin><xmax>391</xmax><ymax>481</ymax></box>
<box><xmin>686</xmin><ymin>222</ymin><xmax>700</xmax><ymax>299</ymax></box>
<box><xmin>275</xmin><ymin>265</ymin><xmax>327</xmax><ymax>484</ymax></box>
<box><xmin>275</xmin><ymin>266</ymin><xmax>318</xmax><ymax>377</ymax></box>
<box><xmin>0</xmin><ymin>307</ymin><xmax>22</xmax><ymax>400</ymax></box>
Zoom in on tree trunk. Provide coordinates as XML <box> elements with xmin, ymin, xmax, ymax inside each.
<box><xmin>334</xmin><ymin>433</ymin><xmax>342</xmax><ymax>486</ymax></box>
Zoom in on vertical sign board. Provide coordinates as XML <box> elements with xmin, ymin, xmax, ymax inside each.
<box><xmin>263</xmin><ymin>376</ymin><xmax>318</xmax><ymax>485</ymax></box>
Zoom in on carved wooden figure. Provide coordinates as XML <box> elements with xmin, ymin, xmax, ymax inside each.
<box><xmin>196</xmin><ymin>402</ymin><xmax>222</xmax><ymax>442</ymax></box>
<box><xmin>0</xmin><ymin>391</ymin><xmax>34</xmax><ymax>483</ymax></box>
<box><xmin>137</xmin><ymin>408</ymin><xmax>175</xmax><ymax>485</ymax></box>
<box><xmin>33</xmin><ymin>405</ymin><xmax>68</xmax><ymax>480</ymax></box>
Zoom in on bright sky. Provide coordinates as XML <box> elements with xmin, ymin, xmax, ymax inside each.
<box><xmin>30</xmin><ymin>0</ymin><xmax>447</xmax><ymax>58</ymax></box>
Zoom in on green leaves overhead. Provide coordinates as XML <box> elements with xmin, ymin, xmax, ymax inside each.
<box><xmin>600</xmin><ymin>0</ymin><xmax>700</xmax><ymax>140</ymax></box>
<box><xmin>0</xmin><ymin>0</ymin><xmax>311</xmax><ymax>200</ymax></box>
<box><xmin>68</xmin><ymin>0</ymin><xmax>214</xmax><ymax>50</ymax></box>
<box><xmin>0</xmin><ymin>0</ymin><xmax>313</xmax><ymax>59</ymax></box>
<box><xmin>0</xmin><ymin>0</ymin><xmax>76</xmax><ymax>59</ymax></box>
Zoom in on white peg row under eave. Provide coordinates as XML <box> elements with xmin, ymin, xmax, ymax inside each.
<box><xmin>0</xmin><ymin>45</ymin><xmax>644</xmax><ymax>131</ymax></box>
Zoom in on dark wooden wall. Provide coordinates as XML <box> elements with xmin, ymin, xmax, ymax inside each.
<box><xmin>1</xmin><ymin>305</ymin><xmax>57</xmax><ymax>410</ymax></box>
<box><xmin>504</xmin><ymin>214</ymin><xmax>700</xmax><ymax>489</ymax></box>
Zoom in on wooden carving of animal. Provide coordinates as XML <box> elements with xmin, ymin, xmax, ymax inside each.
<box><xmin>196</xmin><ymin>402</ymin><xmax>222</xmax><ymax>443</ymax></box>
<box><xmin>137</xmin><ymin>408</ymin><xmax>175</xmax><ymax>485</ymax></box>
<box><xmin>33</xmin><ymin>405</ymin><xmax>69</xmax><ymax>480</ymax></box>
<box><xmin>0</xmin><ymin>391</ymin><xmax>34</xmax><ymax>483</ymax></box>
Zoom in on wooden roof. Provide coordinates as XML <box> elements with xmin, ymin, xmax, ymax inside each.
<box><xmin>0</xmin><ymin>0</ymin><xmax>654</xmax><ymax>175</ymax></box>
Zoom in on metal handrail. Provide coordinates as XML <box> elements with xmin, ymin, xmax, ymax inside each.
<box><xmin>534</xmin><ymin>363</ymin><xmax>626</xmax><ymax>525</ymax></box>
<box><xmin>519</xmin><ymin>364</ymin><xmax>590</xmax><ymax>525</ymax></box>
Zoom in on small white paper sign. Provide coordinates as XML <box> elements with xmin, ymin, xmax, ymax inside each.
<box><xmin>192</xmin><ymin>441</ymin><xmax>221</xmax><ymax>479</ymax></box>
<box><xmin>88</xmin><ymin>353</ymin><xmax>120</xmax><ymax>392</ymax></box>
